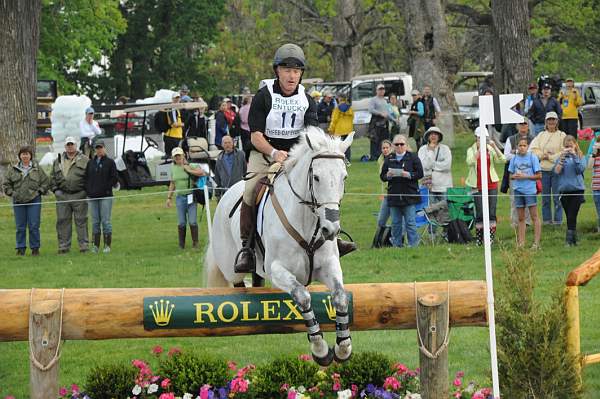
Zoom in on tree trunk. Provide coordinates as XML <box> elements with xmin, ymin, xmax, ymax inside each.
<box><xmin>0</xmin><ymin>0</ymin><xmax>41</xmax><ymax>192</ymax></box>
<box><xmin>402</xmin><ymin>0</ymin><xmax>468</xmax><ymax>137</ymax></box>
<box><xmin>490</xmin><ymin>0</ymin><xmax>533</xmax><ymax>94</ymax></box>
<box><xmin>331</xmin><ymin>0</ymin><xmax>362</xmax><ymax>81</ymax></box>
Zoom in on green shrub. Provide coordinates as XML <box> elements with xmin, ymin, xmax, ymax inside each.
<box><xmin>330</xmin><ymin>351</ymin><xmax>393</xmax><ymax>390</ymax></box>
<box><xmin>497</xmin><ymin>248</ymin><xmax>583</xmax><ymax>398</ymax></box>
<box><xmin>84</xmin><ymin>362</ymin><xmax>137</xmax><ymax>399</ymax></box>
<box><xmin>158</xmin><ymin>352</ymin><xmax>229</xmax><ymax>395</ymax></box>
<box><xmin>251</xmin><ymin>357</ymin><xmax>320</xmax><ymax>398</ymax></box>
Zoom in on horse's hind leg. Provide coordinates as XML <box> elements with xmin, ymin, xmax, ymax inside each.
<box><xmin>270</xmin><ymin>261</ymin><xmax>333</xmax><ymax>366</ymax></box>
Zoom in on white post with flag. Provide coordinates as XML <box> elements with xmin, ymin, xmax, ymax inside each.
<box><xmin>478</xmin><ymin>93</ymin><xmax>524</xmax><ymax>399</ymax></box>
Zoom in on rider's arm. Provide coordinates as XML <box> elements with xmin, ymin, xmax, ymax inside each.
<box><xmin>251</xmin><ymin>132</ymin><xmax>275</xmax><ymax>155</ymax></box>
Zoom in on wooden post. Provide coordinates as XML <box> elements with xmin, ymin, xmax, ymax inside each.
<box><xmin>29</xmin><ymin>299</ymin><xmax>61</xmax><ymax>399</ymax></box>
<box><xmin>417</xmin><ymin>293</ymin><xmax>449</xmax><ymax>399</ymax></box>
<box><xmin>565</xmin><ymin>286</ymin><xmax>581</xmax><ymax>375</ymax></box>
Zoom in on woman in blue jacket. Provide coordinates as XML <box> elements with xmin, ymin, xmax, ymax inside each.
<box><xmin>553</xmin><ymin>135</ymin><xmax>586</xmax><ymax>246</ymax></box>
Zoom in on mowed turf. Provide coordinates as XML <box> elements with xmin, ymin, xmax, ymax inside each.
<box><xmin>0</xmin><ymin>134</ymin><xmax>599</xmax><ymax>398</ymax></box>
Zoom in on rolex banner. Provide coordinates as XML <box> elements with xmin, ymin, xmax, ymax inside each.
<box><xmin>143</xmin><ymin>292</ymin><xmax>353</xmax><ymax>330</ymax></box>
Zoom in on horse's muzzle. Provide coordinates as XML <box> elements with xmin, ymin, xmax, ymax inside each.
<box><xmin>321</xmin><ymin>223</ymin><xmax>340</xmax><ymax>241</ymax></box>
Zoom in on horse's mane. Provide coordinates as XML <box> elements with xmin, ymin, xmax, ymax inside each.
<box><xmin>286</xmin><ymin>126</ymin><xmax>343</xmax><ymax>169</ymax></box>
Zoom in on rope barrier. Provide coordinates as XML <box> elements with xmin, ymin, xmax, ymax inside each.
<box><xmin>0</xmin><ymin>186</ymin><xmax>597</xmax><ymax>208</ymax></box>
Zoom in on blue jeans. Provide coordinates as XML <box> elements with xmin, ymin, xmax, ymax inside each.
<box><xmin>390</xmin><ymin>205</ymin><xmax>419</xmax><ymax>247</ymax></box>
<box><xmin>89</xmin><ymin>198</ymin><xmax>114</xmax><ymax>234</ymax></box>
<box><xmin>533</xmin><ymin>123</ymin><xmax>545</xmax><ymax>136</ymax></box>
<box><xmin>541</xmin><ymin>171</ymin><xmax>562</xmax><ymax>224</ymax></box>
<box><xmin>377</xmin><ymin>197</ymin><xmax>391</xmax><ymax>227</ymax></box>
<box><xmin>13</xmin><ymin>196</ymin><xmax>42</xmax><ymax>249</ymax></box>
<box><xmin>593</xmin><ymin>191</ymin><xmax>600</xmax><ymax>226</ymax></box>
<box><xmin>176</xmin><ymin>194</ymin><xmax>198</xmax><ymax>227</ymax></box>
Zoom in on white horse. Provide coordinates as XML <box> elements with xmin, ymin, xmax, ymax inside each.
<box><xmin>205</xmin><ymin>126</ymin><xmax>354</xmax><ymax>365</ymax></box>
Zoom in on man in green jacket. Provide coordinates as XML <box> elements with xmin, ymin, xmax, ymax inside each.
<box><xmin>50</xmin><ymin>137</ymin><xmax>90</xmax><ymax>253</ymax></box>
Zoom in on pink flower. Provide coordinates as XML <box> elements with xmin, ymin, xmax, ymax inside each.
<box><xmin>395</xmin><ymin>363</ymin><xmax>409</xmax><ymax>374</ymax></box>
<box><xmin>70</xmin><ymin>384</ymin><xmax>80</xmax><ymax>394</ymax></box>
<box><xmin>227</xmin><ymin>361</ymin><xmax>237</xmax><ymax>370</ymax></box>
<box><xmin>200</xmin><ymin>384</ymin><xmax>212</xmax><ymax>399</ymax></box>
<box><xmin>456</xmin><ymin>371</ymin><xmax>465</xmax><ymax>378</ymax></box>
<box><xmin>453</xmin><ymin>392</ymin><xmax>461</xmax><ymax>399</ymax></box>
<box><xmin>151</xmin><ymin>375</ymin><xmax>160</xmax><ymax>383</ymax></box>
<box><xmin>4</xmin><ymin>396</ymin><xmax>16</xmax><ymax>399</ymax></box>
<box><xmin>287</xmin><ymin>390</ymin><xmax>297</xmax><ymax>399</ymax></box>
<box><xmin>453</xmin><ymin>378</ymin><xmax>462</xmax><ymax>387</ymax></box>
<box><xmin>333</xmin><ymin>382</ymin><xmax>341</xmax><ymax>391</ymax></box>
<box><xmin>168</xmin><ymin>347</ymin><xmax>182</xmax><ymax>357</ymax></box>
<box><xmin>159</xmin><ymin>393</ymin><xmax>175</xmax><ymax>399</ymax></box>
<box><xmin>351</xmin><ymin>384</ymin><xmax>359</xmax><ymax>396</ymax></box>
<box><xmin>230</xmin><ymin>377</ymin><xmax>249</xmax><ymax>393</ymax></box>
<box><xmin>280</xmin><ymin>383</ymin><xmax>290</xmax><ymax>392</ymax></box>
<box><xmin>472</xmin><ymin>393</ymin><xmax>485</xmax><ymax>399</ymax></box>
<box><xmin>152</xmin><ymin>345</ymin><xmax>164</xmax><ymax>355</ymax></box>
<box><xmin>383</xmin><ymin>376</ymin><xmax>401</xmax><ymax>391</ymax></box>
<box><xmin>298</xmin><ymin>353</ymin><xmax>312</xmax><ymax>361</ymax></box>
<box><xmin>58</xmin><ymin>388</ymin><xmax>68</xmax><ymax>397</ymax></box>
<box><xmin>161</xmin><ymin>378</ymin><xmax>171</xmax><ymax>388</ymax></box>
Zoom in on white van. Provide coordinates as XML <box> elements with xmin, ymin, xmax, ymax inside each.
<box><xmin>350</xmin><ymin>72</ymin><xmax>413</xmax><ymax>137</ymax></box>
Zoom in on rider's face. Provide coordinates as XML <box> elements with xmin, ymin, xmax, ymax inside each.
<box><xmin>277</xmin><ymin>66</ymin><xmax>302</xmax><ymax>95</ymax></box>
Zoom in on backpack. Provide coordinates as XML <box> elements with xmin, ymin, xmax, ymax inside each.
<box><xmin>446</xmin><ymin>219</ymin><xmax>472</xmax><ymax>244</ymax></box>
<box><xmin>371</xmin><ymin>226</ymin><xmax>393</xmax><ymax>248</ymax></box>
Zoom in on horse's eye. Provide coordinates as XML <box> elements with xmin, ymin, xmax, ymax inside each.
<box><xmin>313</xmin><ymin>175</ymin><xmax>320</xmax><ymax>182</ymax></box>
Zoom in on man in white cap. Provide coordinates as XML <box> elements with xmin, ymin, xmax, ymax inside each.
<box><xmin>50</xmin><ymin>136</ymin><xmax>90</xmax><ymax>253</ymax></box>
<box><xmin>79</xmin><ymin>106</ymin><xmax>100</xmax><ymax>158</ymax></box>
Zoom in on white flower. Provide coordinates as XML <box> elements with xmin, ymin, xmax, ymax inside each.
<box><xmin>132</xmin><ymin>385</ymin><xmax>142</xmax><ymax>395</ymax></box>
<box><xmin>337</xmin><ymin>389</ymin><xmax>353</xmax><ymax>399</ymax></box>
<box><xmin>404</xmin><ymin>393</ymin><xmax>422</xmax><ymax>399</ymax></box>
<box><xmin>147</xmin><ymin>383</ymin><xmax>159</xmax><ymax>394</ymax></box>
<box><xmin>297</xmin><ymin>385</ymin><xmax>306</xmax><ymax>393</ymax></box>
<box><xmin>183</xmin><ymin>394</ymin><xmax>194</xmax><ymax>399</ymax></box>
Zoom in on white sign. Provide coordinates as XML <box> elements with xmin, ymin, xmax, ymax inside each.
<box><xmin>479</xmin><ymin>93</ymin><xmax>524</xmax><ymax>125</ymax></box>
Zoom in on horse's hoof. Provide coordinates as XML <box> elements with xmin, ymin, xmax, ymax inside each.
<box><xmin>334</xmin><ymin>340</ymin><xmax>352</xmax><ymax>363</ymax></box>
<box><xmin>312</xmin><ymin>347</ymin><xmax>334</xmax><ymax>367</ymax></box>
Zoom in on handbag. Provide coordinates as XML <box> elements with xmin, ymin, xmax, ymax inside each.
<box><xmin>536</xmin><ymin>179</ymin><xmax>542</xmax><ymax>195</ymax></box>
<box><xmin>187</xmin><ymin>173</ymin><xmax>212</xmax><ymax>205</ymax></box>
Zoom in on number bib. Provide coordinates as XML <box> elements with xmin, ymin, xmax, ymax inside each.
<box><xmin>264</xmin><ymin>79</ymin><xmax>309</xmax><ymax>140</ymax></box>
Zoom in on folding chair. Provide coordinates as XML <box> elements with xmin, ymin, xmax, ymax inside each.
<box><xmin>415</xmin><ymin>186</ymin><xmax>439</xmax><ymax>245</ymax></box>
<box><xmin>446</xmin><ymin>187</ymin><xmax>475</xmax><ymax>229</ymax></box>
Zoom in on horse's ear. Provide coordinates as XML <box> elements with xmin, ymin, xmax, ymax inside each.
<box><xmin>339</xmin><ymin>131</ymin><xmax>355</xmax><ymax>154</ymax></box>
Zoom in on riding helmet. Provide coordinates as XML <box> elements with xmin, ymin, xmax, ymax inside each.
<box><xmin>273</xmin><ymin>43</ymin><xmax>306</xmax><ymax>70</ymax></box>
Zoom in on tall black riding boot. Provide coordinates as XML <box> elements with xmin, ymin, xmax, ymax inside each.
<box><xmin>103</xmin><ymin>233</ymin><xmax>112</xmax><ymax>253</ymax></box>
<box><xmin>92</xmin><ymin>233</ymin><xmax>101</xmax><ymax>253</ymax></box>
<box><xmin>371</xmin><ymin>226</ymin><xmax>384</xmax><ymax>248</ymax></box>
<box><xmin>190</xmin><ymin>224</ymin><xmax>199</xmax><ymax>249</ymax></box>
<box><xmin>178</xmin><ymin>225</ymin><xmax>186</xmax><ymax>249</ymax></box>
<box><xmin>475</xmin><ymin>227</ymin><xmax>484</xmax><ymax>246</ymax></box>
<box><xmin>234</xmin><ymin>203</ymin><xmax>256</xmax><ymax>273</ymax></box>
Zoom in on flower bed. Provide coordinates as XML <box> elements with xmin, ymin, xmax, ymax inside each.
<box><xmin>5</xmin><ymin>346</ymin><xmax>492</xmax><ymax>399</ymax></box>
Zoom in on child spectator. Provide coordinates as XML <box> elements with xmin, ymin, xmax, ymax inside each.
<box><xmin>554</xmin><ymin>136</ymin><xmax>586</xmax><ymax>246</ymax></box>
<box><xmin>328</xmin><ymin>93</ymin><xmax>354</xmax><ymax>162</ymax></box>
<box><xmin>508</xmin><ymin>137</ymin><xmax>542</xmax><ymax>249</ymax></box>
<box><xmin>590</xmin><ymin>137</ymin><xmax>600</xmax><ymax>232</ymax></box>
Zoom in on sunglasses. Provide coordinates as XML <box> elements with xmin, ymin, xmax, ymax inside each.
<box><xmin>394</xmin><ymin>142</ymin><xmax>406</xmax><ymax>146</ymax></box>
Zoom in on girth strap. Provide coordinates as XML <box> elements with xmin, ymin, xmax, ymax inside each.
<box><xmin>270</xmin><ymin>190</ymin><xmax>325</xmax><ymax>286</ymax></box>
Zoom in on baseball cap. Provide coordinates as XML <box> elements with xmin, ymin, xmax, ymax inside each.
<box><xmin>172</xmin><ymin>92</ymin><xmax>181</xmax><ymax>99</ymax></box>
<box><xmin>566</xmin><ymin>78</ymin><xmax>574</xmax><ymax>82</ymax></box>
<box><xmin>223</xmin><ymin>97</ymin><xmax>232</xmax><ymax>102</ymax></box>
<box><xmin>65</xmin><ymin>136</ymin><xmax>77</xmax><ymax>145</ymax></box>
<box><xmin>528</xmin><ymin>83</ymin><xmax>537</xmax><ymax>89</ymax></box>
<box><xmin>94</xmin><ymin>140</ymin><xmax>105</xmax><ymax>148</ymax></box>
<box><xmin>518</xmin><ymin>116</ymin><xmax>529</xmax><ymax>124</ymax></box>
<box><xmin>85</xmin><ymin>107</ymin><xmax>94</xmax><ymax>114</ymax></box>
<box><xmin>411</xmin><ymin>89</ymin><xmax>420</xmax><ymax>95</ymax></box>
<box><xmin>545</xmin><ymin>111</ymin><xmax>559</xmax><ymax>120</ymax></box>
<box><xmin>376</xmin><ymin>83</ymin><xmax>385</xmax><ymax>90</ymax></box>
<box><xmin>171</xmin><ymin>147</ymin><xmax>184</xmax><ymax>157</ymax></box>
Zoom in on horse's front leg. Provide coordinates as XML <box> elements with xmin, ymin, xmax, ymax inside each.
<box><xmin>270</xmin><ymin>260</ymin><xmax>334</xmax><ymax>366</ymax></box>
<box><xmin>315</xmin><ymin>261</ymin><xmax>352</xmax><ymax>363</ymax></box>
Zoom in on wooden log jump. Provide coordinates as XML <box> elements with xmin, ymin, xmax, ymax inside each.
<box><xmin>0</xmin><ymin>281</ymin><xmax>487</xmax><ymax>342</ymax></box>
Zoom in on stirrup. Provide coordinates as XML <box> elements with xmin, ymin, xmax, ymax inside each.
<box><xmin>234</xmin><ymin>247</ymin><xmax>256</xmax><ymax>273</ymax></box>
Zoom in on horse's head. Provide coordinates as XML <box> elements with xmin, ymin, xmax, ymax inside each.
<box><xmin>287</xmin><ymin>126</ymin><xmax>354</xmax><ymax>241</ymax></box>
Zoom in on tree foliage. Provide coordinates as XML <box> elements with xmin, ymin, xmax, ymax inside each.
<box><xmin>38</xmin><ymin>0</ymin><xmax>126</xmax><ymax>94</ymax></box>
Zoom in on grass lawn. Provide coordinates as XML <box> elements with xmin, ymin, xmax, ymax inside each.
<box><xmin>0</xmin><ymin>133</ymin><xmax>599</xmax><ymax>398</ymax></box>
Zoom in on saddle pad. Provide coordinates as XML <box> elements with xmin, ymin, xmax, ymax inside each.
<box><xmin>256</xmin><ymin>187</ymin><xmax>270</xmax><ymax>238</ymax></box>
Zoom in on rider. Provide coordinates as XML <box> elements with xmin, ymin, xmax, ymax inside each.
<box><xmin>234</xmin><ymin>43</ymin><xmax>357</xmax><ymax>273</ymax></box>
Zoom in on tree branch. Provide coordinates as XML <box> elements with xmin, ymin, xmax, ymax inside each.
<box><xmin>445</xmin><ymin>3</ymin><xmax>492</xmax><ymax>26</ymax></box>
<box><xmin>288</xmin><ymin>0</ymin><xmax>321</xmax><ymax>19</ymax></box>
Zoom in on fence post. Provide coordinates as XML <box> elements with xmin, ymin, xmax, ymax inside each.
<box><xmin>29</xmin><ymin>299</ymin><xmax>61</xmax><ymax>399</ymax></box>
<box><xmin>417</xmin><ymin>292</ymin><xmax>449</xmax><ymax>399</ymax></box>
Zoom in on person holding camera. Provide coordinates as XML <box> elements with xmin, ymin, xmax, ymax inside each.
<box><xmin>553</xmin><ymin>136</ymin><xmax>586</xmax><ymax>246</ymax></box>
<box><xmin>557</xmin><ymin>78</ymin><xmax>583</xmax><ymax>138</ymax></box>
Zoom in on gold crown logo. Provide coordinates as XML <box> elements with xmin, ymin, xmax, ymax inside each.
<box><xmin>149</xmin><ymin>299</ymin><xmax>175</xmax><ymax>326</ymax></box>
<box><xmin>322</xmin><ymin>295</ymin><xmax>336</xmax><ymax>320</ymax></box>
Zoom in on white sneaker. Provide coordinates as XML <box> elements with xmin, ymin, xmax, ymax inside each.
<box><xmin>103</xmin><ymin>246</ymin><xmax>111</xmax><ymax>254</ymax></box>
<box><xmin>91</xmin><ymin>246</ymin><xmax>99</xmax><ymax>254</ymax></box>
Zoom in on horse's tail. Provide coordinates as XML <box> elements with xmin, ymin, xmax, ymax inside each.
<box><xmin>204</xmin><ymin>241</ymin><xmax>229</xmax><ymax>287</ymax></box>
